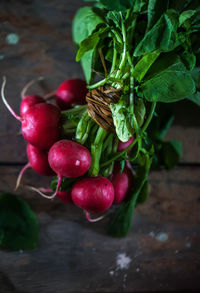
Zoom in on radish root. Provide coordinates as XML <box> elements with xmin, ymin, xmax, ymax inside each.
<box><xmin>25</xmin><ymin>176</ymin><xmax>62</xmax><ymax>199</ymax></box>
<box><xmin>15</xmin><ymin>162</ymin><xmax>31</xmax><ymax>190</ymax></box>
<box><xmin>21</xmin><ymin>76</ymin><xmax>44</xmax><ymax>99</ymax></box>
<box><xmin>84</xmin><ymin>211</ymin><xmax>105</xmax><ymax>222</ymax></box>
<box><xmin>1</xmin><ymin>76</ymin><xmax>22</xmax><ymax>121</ymax></box>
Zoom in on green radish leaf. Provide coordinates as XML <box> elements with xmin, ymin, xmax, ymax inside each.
<box><xmin>110</xmin><ymin>101</ymin><xmax>134</xmax><ymax>143</ymax></box>
<box><xmin>106</xmin><ymin>11</ymin><xmax>121</xmax><ymax>28</ymax></box>
<box><xmin>161</xmin><ymin>140</ymin><xmax>182</xmax><ymax>170</ymax></box>
<box><xmin>147</xmin><ymin>0</ymin><xmax>169</xmax><ymax>30</ymax></box>
<box><xmin>109</xmin><ymin>154</ymin><xmax>152</xmax><ymax>237</ymax></box>
<box><xmin>72</xmin><ymin>6</ymin><xmax>104</xmax><ymax>84</ymax></box>
<box><xmin>136</xmin><ymin>180</ymin><xmax>149</xmax><ymax>204</ymax></box>
<box><xmin>76</xmin><ymin>27</ymin><xmax>107</xmax><ymax>61</ymax></box>
<box><xmin>87</xmin><ymin>0</ymin><xmax>145</xmax><ymax>11</ymax></box>
<box><xmin>139</xmin><ymin>57</ymin><xmax>196</xmax><ymax>102</ymax></box>
<box><xmin>134</xmin><ymin>50</ymin><xmax>160</xmax><ymax>82</ymax></box>
<box><xmin>0</xmin><ymin>193</ymin><xmax>39</xmax><ymax>250</ymax></box>
<box><xmin>72</xmin><ymin>6</ymin><xmax>104</xmax><ymax>46</ymax></box>
<box><xmin>179</xmin><ymin>50</ymin><xmax>196</xmax><ymax>70</ymax></box>
<box><xmin>80</xmin><ymin>51</ymin><xmax>94</xmax><ymax>84</ymax></box>
<box><xmin>134</xmin><ymin>98</ymin><xmax>146</xmax><ymax>127</ymax></box>
<box><xmin>148</xmin><ymin>103</ymin><xmax>174</xmax><ymax>140</ymax></box>
<box><xmin>134</xmin><ymin>9</ymin><xmax>179</xmax><ymax>57</ymax></box>
<box><xmin>120</xmin><ymin>160</ymin><xmax>126</xmax><ymax>174</ymax></box>
<box><xmin>50</xmin><ymin>177</ymin><xmax>76</xmax><ymax>192</ymax></box>
<box><xmin>187</xmin><ymin>92</ymin><xmax>200</xmax><ymax>106</ymax></box>
<box><xmin>179</xmin><ymin>10</ymin><xmax>196</xmax><ymax>26</ymax></box>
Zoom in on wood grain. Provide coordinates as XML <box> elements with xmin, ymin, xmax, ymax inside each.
<box><xmin>0</xmin><ymin>166</ymin><xmax>200</xmax><ymax>292</ymax></box>
<box><xmin>0</xmin><ymin>0</ymin><xmax>200</xmax><ymax>292</ymax></box>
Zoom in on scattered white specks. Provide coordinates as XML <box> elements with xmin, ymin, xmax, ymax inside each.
<box><xmin>155</xmin><ymin>232</ymin><xmax>168</xmax><ymax>242</ymax></box>
<box><xmin>149</xmin><ymin>231</ymin><xmax>168</xmax><ymax>242</ymax></box>
<box><xmin>0</xmin><ymin>55</ymin><xmax>4</xmax><ymax>60</ymax></box>
<box><xmin>185</xmin><ymin>242</ymin><xmax>191</xmax><ymax>248</ymax></box>
<box><xmin>136</xmin><ymin>267</ymin><xmax>140</xmax><ymax>272</ymax></box>
<box><xmin>116</xmin><ymin>253</ymin><xmax>132</xmax><ymax>270</ymax></box>
<box><xmin>109</xmin><ymin>270</ymin><xmax>114</xmax><ymax>276</ymax></box>
<box><xmin>149</xmin><ymin>231</ymin><xmax>155</xmax><ymax>238</ymax></box>
<box><xmin>6</xmin><ymin>33</ymin><xmax>19</xmax><ymax>45</ymax></box>
<box><xmin>123</xmin><ymin>273</ymin><xmax>128</xmax><ymax>288</ymax></box>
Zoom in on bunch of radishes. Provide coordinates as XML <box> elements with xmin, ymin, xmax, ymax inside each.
<box><xmin>1</xmin><ymin>77</ymin><xmax>134</xmax><ymax>221</ymax></box>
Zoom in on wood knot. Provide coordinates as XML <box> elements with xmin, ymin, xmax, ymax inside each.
<box><xmin>86</xmin><ymin>85</ymin><xmax>120</xmax><ymax>132</ymax></box>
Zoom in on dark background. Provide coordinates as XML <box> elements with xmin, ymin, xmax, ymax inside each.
<box><xmin>0</xmin><ymin>0</ymin><xmax>200</xmax><ymax>292</ymax></box>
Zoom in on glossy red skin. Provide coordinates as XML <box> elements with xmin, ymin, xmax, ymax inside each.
<box><xmin>57</xmin><ymin>191</ymin><xmax>72</xmax><ymax>203</ymax></box>
<box><xmin>71</xmin><ymin>177</ymin><xmax>114</xmax><ymax>213</ymax></box>
<box><xmin>22</xmin><ymin>103</ymin><xmax>61</xmax><ymax>150</ymax></box>
<box><xmin>117</xmin><ymin>137</ymin><xmax>134</xmax><ymax>152</ymax></box>
<box><xmin>20</xmin><ymin>95</ymin><xmax>45</xmax><ymax>117</ymax></box>
<box><xmin>56</xmin><ymin>79</ymin><xmax>87</xmax><ymax>110</ymax></box>
<box><xmin>27</xmin><ymin>144</ymin><xmax>55</xmax><ymax>176</ymax></box>
<box><xmin>110</xmin><ymin>162</ymin><xmax>134</xmax><ymax>204</ymax></box>
<box><xmin>48</xmin><ymin>140</ymin><xmax>91</xmax><ymax>178</ymax></box>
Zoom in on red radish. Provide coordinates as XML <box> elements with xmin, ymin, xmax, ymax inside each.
<box><xmin>20</xmin><ymin>95</ymin><xmax>45</xmax><ymax>116</ymax></box>
<box><xmin>56</xmin><ymin>79</ymin><xmax>87</xmax><ymax>109</ymax></box>
<box><xmin>20</xmin><ymin>76</ymin><xmax>45</xmax><ymax>116</ymax></box>
<box><xmin>110</xmin><ymin>162</ymin><xmax>134</xmax><ymax>204</ymax></box>
<box><xmin>48</xmin><ymin>140</ymin><xmax>91</xmax><ymax>178</ymax></box>
<box><xmin>15</xmin><ymin>144</ymin><xmax>55</xmax><ymax>190</ymax></box>
<box><xmin>57</xmin><ymin>191</ymin><xmax>72</xmax><ymax>203</ymax></box>
<box><xmin>117</xmin><ymin>137</ymin><xmax>134</xmax><ymax>152</ymax></box>
<box><xmin>71</xmin><ymin>177</ymin><xmax>114</xmax><ymax>213</ymax></box>
<box><xmin>27</xmin><ymin>140</ymin><xmax>91</xmax><ymax>199</ymax></box>
<box><xmin>1</xmin><ymin>77</ymin><xmax>61</xmax><ymax>150</ymax></box>
<box><xmin>22</xmin><ymin>103</ymin><xmax>61</xmax><ymax>150</ymax></box>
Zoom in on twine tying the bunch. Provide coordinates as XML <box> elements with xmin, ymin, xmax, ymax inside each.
<box><xmin>86</xmin><ymin>84</ymin><xmax>121</xmax><ymax>132</ymax></box>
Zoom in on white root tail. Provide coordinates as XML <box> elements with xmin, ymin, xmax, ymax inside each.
<box><xmin>84</xmin><ymin>211</ymin><xmax>106</xmax><ymax>223</ymax></box>
<box><xmin>1</xmin><ymin>76</ymin><xmax>22</xmax><ymax>121</ymax></box>
<box><xmin>15</xmin><ymin>162</ymin><xmax>31</xmax><ymax>191</ymax></box>
<box><xmin>25</xmin><ymin>176</ymin><xmax>62</xmax><ymax>200</ymax></box>
<box><xmin>21</xmin><ymin>76</ymin><xmax>44</xmax><ymax>98</ymax></box>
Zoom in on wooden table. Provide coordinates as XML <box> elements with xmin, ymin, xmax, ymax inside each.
<box><xmin>0</xmin><ymin>1</ymin><xmax>200</xmax><ymax>292</ymax></box>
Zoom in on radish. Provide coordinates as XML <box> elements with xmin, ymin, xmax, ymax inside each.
<box><xmin>22</xmin><ymin>103</ymin><xmax>61</xmax><ymax>150</ymax></box>
<box><xmin>56</xmin><ymin>79</ymin><xmax>87</xmax><ymax>109</ymax></box>
<box><xmin>1</xmin><ymin>77</ymin><xmax>61</xmax><ymax>150</ymax></box>
<box><xmin>27</xmin><ymin>140</ymin><xmax>91</xmax><ymax>199</ymax></box>
<box><xmin>20</xmin><ymin>76</ymin><xmax>45</xmax><ymax>116</ymax></box>
<box><xmin>57</xmin><ymin>191</ymin><xmax>72</xmax><ymax>203</ymax></box>
<box><xmin>110</xmin><ymin>162</ymin><xmax>134</xmax><ymax>204</ymax></box>
<box><xmin>71</xmin><ymin>177</ymin><xmax>114</xmax><ymax>217</ymax></box>
<box><xmin>15</xmin><ymin>144</ymin><xmax>55</xmax><ymax>190</ymax></box>
<box><xmin>20</xmin><ymin>95</ymin><xmax>45</xmax><ymax>116</ymax></box>
<box><xmin>117</xmin><ymin>137</ymin><xmax>134</xmax><ymax>152</ymax></box>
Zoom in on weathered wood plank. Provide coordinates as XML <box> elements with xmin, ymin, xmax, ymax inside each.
<box><xmin>0</xmin><ymin>166</ymin><xmax>200</xmax><ymax>292</ymax></box>
<box><xmin>0</xmin><ymin>0</ymin><xmax>200</xmax><ymax>164</ymax></box>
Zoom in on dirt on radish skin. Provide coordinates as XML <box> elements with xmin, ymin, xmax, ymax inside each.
<box><xmin>71</xmin><ymin>177</ymin><xmax>114</xmax><ymax>213</ymax></box>
<box><xmin>56</xmin><ymin>79</ymin><xmax>87</xmax><ymax>109</ymax></box>
<box><xmin>48</xmin><ymin>139</ymin><xmax>91</xmax><ymax>178</ymax></box>
<box><xmin>110</xmin><ymin>162</ymin><xmax>134</xmax><ymax>204</ymax></box>
<box><xmin>20</xmin><ymin>95</ymin><xmax>45</xmax><ymax>116</ymax></box>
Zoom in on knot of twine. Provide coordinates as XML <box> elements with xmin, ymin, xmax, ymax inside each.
<box><xmin>86</xmin><ymin>84</ymin><xmax>121</xmax><ymax>132</ymax></box>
